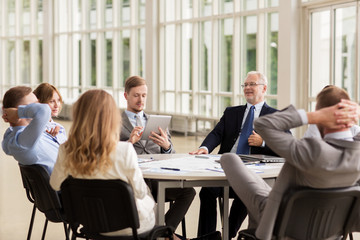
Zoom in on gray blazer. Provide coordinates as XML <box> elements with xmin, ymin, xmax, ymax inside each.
<box><xmin>254</xmin><ymin>105</ymin><xmax>360</xmax><ymax>239</ymax></box>
<box><xmin>120</xmin><ymin>111</ymin><xmax>175</xmax><ymax>155</ymax></box>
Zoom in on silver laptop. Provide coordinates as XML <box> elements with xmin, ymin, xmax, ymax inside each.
<box><xmin>238</xmin><ymin>154</ymin><xmax>285</xmax><ymax>163</ymax></box>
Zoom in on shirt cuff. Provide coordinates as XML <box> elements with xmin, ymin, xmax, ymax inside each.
<box><xmin>199</xmin><ymin>146</ymin><xmax>209</xmax><ymax>153</ymax></box>
<box><xmin>297</xmin><ymin>109</ymin><xmax>308</xmax><ymax>125</ymax></box>
<box><xmin>162</xmin><ymin>145</ymin><xmax>172</xmax><ymax>154</ymax></box>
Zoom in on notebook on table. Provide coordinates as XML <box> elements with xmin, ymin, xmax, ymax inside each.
<box><xmin>238</xmin><ymin>154</ymin><xmax>285</xmax><ymax>163</ymax></box>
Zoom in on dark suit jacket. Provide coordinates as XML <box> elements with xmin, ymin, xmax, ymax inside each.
<box><xmin>201</xmin><ymin>102</ymin><xmax>279</xmax><ymax>155</ymax></box>
<box><xmin>120</xmin><ymin>111</ymin><xmax>175</xmax><ymax>155</ymax></box>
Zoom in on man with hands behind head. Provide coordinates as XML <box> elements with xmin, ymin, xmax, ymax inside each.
<box><xmin>120</xmin><ymin>76</ymin><xmax>195</xmax><ymax>233</ymax></box>
<box><xmin>2</xmin><ymin>86</ymin><xmax>58</xmax><ymax>174</ymax></box>
<box><xmin>221</xmin><ymin>86</ymin><xmax>360</xmax><ymax>240</ymax></box>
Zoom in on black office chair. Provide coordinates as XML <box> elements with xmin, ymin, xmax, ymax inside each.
<box><xmin>60</xmin><ymin>177</ymin><xmax>174</xmax><ymax>240</ymax></box>
<box><xmin>19</xmin><ymin>164</ymin><xmax>70</xmax><ymax>240</ymax></box>
<box><xmin>238</xmin><ymin>185</ymin><xmax>360</xmax><ymax>240</ymax></box>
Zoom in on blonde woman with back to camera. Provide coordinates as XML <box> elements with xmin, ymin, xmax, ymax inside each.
<box><xmin>49</xmin><ymin>89</ymin><xmax>156</xmax><ymax>236</ymax></box>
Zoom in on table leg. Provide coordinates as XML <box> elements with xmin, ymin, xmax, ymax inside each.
<box><xmin>157</xmin><ymin>181</ymin><xmax>166</xmax><ymax>225</ymax></box>
<box><xmin>223</xmin><ymin>186</ymin><xmax>229</xmax><ymax>240</ymax></box>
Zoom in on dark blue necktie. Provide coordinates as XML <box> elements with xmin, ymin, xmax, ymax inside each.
<box><xmin>236</xmin><ymin>106</ymin><xmax>255</xmax><ymax>154</ymax></box>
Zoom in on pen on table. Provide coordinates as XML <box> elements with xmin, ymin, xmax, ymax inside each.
<box><xmin>195</xmin><ymin>155</ymin><xmax>209</xmax><ymax>159</ymax></box>
<box><xmin>160</xmin><ymin>167</ymin><xmax>180</xmax><ymax>171</ymax></box>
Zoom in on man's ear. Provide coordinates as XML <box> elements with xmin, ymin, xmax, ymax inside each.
<box><xmin>124</xmin><ymin>92</ymin><xmax>128</xmax><ymax>100</ymax></box>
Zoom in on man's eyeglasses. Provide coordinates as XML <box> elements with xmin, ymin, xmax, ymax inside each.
<box><xmin>241</xmin><ymin>82</ymin><xmax>265</xmax><ymax>88</ymax></box>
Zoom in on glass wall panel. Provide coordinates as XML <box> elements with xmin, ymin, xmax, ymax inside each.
<box><xmin>105</xmin><ymin>0</ymin><xmax>113</xmax><ymax>28</ymax></box>
<box><xmin>73</xmin><ymin>0</ymin><xmax>82</xmax><ymax>31</ymax></box>
<box><xmin>165</xmin><ymin>24</ymin><xmax>175</xmax><ymax>91</ymax></box>
<box><xmin>72</xmin><ymin>34</ymin><xmax>81</xmax><ymax>89</ymax></box>
<box><xmin>165</xmin><ymin>92</ymin><xmax>175</xmax><ymax>112</ymax></box>
<box><xmin>268</xmin><ymin>0</ymin><xmax>279</xmax><ymax>7</ymax></box>
<box><xmin>219</xmin><ymin>96</ymin><xmax>231</xmax><ymax>114</ymax></box>
<box><xmin>199</xmin><ymin>94</ymin><xmax>212</xmax><ymax>116</ymax></box>
<box><xmin>220</xmin><ymin>0</ymin><xmax>233</xmax><ymax>14</ymax></box>
<box><xmin>23</xmin><ymin>0</ymin><xmax>31</xmax><ymax>35</ymax></box>
<box><xmin>219</xmin><ymin>18</ymin><xmax>233</xmax><ymax>92</ymax></box>
<box><xmin>37</xmin><ymin>0</ymin><xmax>43</xmax><ymax>34</ymax></box>
<box><xmin>58</xmin><ymin>34</ymin><xmax>68</xmax><ymax>86</ymax></box>
<box><xmin>201</xmin><ymin>0</ymin><xmax>212</xmax><ymax>17</ymax></box>
<box><xmin>165</xmin><ymin>0</ymin><xmax>175</xmax><ymax>22</ymax></box>
<box><xmin>122</xmin><ymin>0</ymin><xmax>130</xmax><ymax>26</ymax></box>
<box><xmin>200</xmin><ymin>21</ymin><xmax>212</xmax><ymax>91</ymax></box>
<box><xmin>57</xmin><ymin>0</ymin><xmax>68</xmax><ymax>32</ymax></box>
<box><xmin>310</xmin><ymin>10</ymin><xmax>330</xmax><ymax>97</ymax></box>
<box><xmin>182</xmin><ymin>0</ymin><xmax>192</xmax><ymax>19</ymax></box>
<box><xmin>8</xmin><ymin>41</ymin><xmax>16</xmax><ymax>85</ymax></box>
<box><xmin>181</xmin><ymin>93</ymin><xmax>192</xmax><ymax>114</ymax></box>
<box><xmin>90</xmin><ymin>33</ymin><xmax>96</xmax><ymax>86</ymax></box>
<box><xmin>267</xmin><ymin>12</ymin><xmax>278</xmax><ymax>96</ymax></box>
<box><xmin>181</xmin><ymin>23</ymin><xmax>192</xmax><ymax>91</ymax></box>
<box><xmin>106</xmin><ymin>32</ymin><xmax>113</xmax><ymax>87</ymax></box>
<box><xmin>139</xmin><ymin>0</ymin><xmax>146</xmax><ymax>24</ymax></box>
<box><xmin>8</xmin><ymin>0</ymin><xmax>15</xmax><ymax>36</ymax></box>
<box><xmin>138</xmin><ymin>28</ymin><xmax>145</xmax><ymax>77</ymax></box>
<box><xmin>334</xmin><ymin>6</ymin><xmax>356</xmax><ymax>99</ymax></box>
<box><xmin>38</xmin><ymin>39</ymin><xmax>43</xmax><ymax>83</ymax></box>
<box><xmin>122</xmin><ymin>30</ymin><xmax>130</xmax><ymax>82</ymax></box>
<box><xmin>242</xmin><ymin>16</ymin><xmax>257</xmax><ymax>74</ymax></box>
<box><xmin>243</xmin><ymin>0</ymin><xmax>257</xmax><ymax>11</ymax></box>
<box><xmin>90</xmin><ymin>0</ymin><xmax>97</xmax><ymax>30</ymax></box>
<box><xmin>22</xmin><ymin>40</ymin><xmax>31</xmax><ymax>84</ymax></box>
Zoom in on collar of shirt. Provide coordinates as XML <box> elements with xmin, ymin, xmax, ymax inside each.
<box><xmin>246</xmin><ymin>101</ymin><xmax>265</xmax><ymax>112</ymax></box>
<box><xmin>324</xmin><ymin>130</ymin><xmax>354</xmax><ymax>141</ymax></box>
<box><xmin>242</xmin><ymin>101</ymin><xmax>265</xmax><ymax>125</ymax></box>
<box><xmin>125</xmin><ymin>110</ymin><xmax>146</xmax><ymax>127</ymax></box>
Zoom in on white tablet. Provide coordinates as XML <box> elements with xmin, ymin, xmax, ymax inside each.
<box><xmin>141</xmin><ymin>115</ymin><xmax>172</xmax><ymax>139</ymax></box>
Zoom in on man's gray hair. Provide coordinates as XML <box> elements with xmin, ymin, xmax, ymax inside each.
<box><xmin>246</xmin><ymin>71</ymin><xmax>268</xmax><ymax>85</ymax></box>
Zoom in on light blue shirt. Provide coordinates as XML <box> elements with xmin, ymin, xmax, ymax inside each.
<box><xmin>125</xmin><ymin>110</ymin><xmax>147</xmax><ymax>127</ymax></box>
<box><xmin>2</xmin><ymin>103</ymin><xmax>59</xmax><ymax>174</ymax></box>
<box><xmin>46</xmin><ymin>119</ymin><xmax>67</xmax><ymax>144</ymax></box>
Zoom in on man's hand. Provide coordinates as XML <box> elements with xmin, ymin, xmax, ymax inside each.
<box><xmin>189</xmin><ymin>148</ymin><xmax>208</xmax><ymax>155</ymax></box>
<box><xmin>308</xmin><ymin>100</ymin><xmax>359</xmax><ymax>129</ymax></box>
<box><xmin>128</xmin><ymin>126</ymin><xmax>143</xmax><ymax>144</ymax></box>
<box><xmin>248</xmin><ymin>131</ymin><xmax>263</xmax><ymax>146</ymax></box>
<box><xmin>46</xmin><ymin>126</ymin><xmax>60</xmax><ymax>137</ymax></box>
<box><xmin>149</xmin><ymin>127</ymin><xmax>171</xmax><ymax>150</ymax></box>
<box><xmin>2</xmin><ymin>108</ymin><xmax>19</xmax><ymax>123</ymax></box>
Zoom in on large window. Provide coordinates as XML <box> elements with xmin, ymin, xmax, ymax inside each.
<box><xmin>307</xmin><ymin>2</ymin><xmax>358</xmax><ymax>110</ymax></box>
<box><xmin>159</xmin><ymin>0</ymin><xmax>279</xmax><ymax>117</ymax></box>
<box><xmin>0</xmin><ymin>0</ymin><xmax>43</xmax><ymax>98</ymax></box>
<box><xmin>54</xmin><ymin>0</ymin><xmax>145</xmax><ymax>108</ymax></box>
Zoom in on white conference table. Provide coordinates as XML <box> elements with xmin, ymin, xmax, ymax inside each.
<box><xmin>139</xmin><ymin>154</ymin><xmax>283</xmax><ymax>240</ymax></box>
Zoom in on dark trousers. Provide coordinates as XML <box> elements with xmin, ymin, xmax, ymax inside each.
<box><xmin>147</xmin><ymin>179</ymin><xmax>196</xmax><ymax>230</ymax></box>
<box><xmin>198</xmin><ymin>187</ymin><xmax>247</xmax><ymax>238</ymax></box>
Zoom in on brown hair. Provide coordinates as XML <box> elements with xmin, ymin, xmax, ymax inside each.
<box><xmin>124</xmin><ymin>76</ymin><xmax>146</xmax><ymax>93</ymax></box>
<box><xmin>64</xmin><ymin>89</ymin><xmax>120</xmax><ymax>176</ymax></box>
<box><xmin>33</xmin><ymin>83</ymin><xmax>63</xmax><ymax>104</ymax></box>
<box><xmin>316</xmin><ymin>85</ymin><xmax>350</xmax><ymax>110</ymax></box>
<box><xmin>3</xmin><ymin>86</ymin><xmax>32</xmax><ymax>108</ymax></box>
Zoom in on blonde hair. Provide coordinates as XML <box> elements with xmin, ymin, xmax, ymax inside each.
<box><xmin>64</xmin><ymin>89</ymin><xmax>120</xmax><ymax>175</ymax></box>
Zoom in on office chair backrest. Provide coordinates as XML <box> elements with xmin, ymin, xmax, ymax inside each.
<box><xmin>273</xmin><ymin>185</ymin><xmax>360</xmax><ymax>240</ymax></box>
<box><xmin>19</xmin><ymin>164</ymin><xmax>64</xmax><ymax>222</ymax></box>
<box><xmin>60</xmin><ymin>178</ymin><xmax>140</xmax><ymax>237</ymax></box>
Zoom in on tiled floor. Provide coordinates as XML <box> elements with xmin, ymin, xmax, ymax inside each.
<box><xmin>1</xmin><ymin>119</ymin><xmax>359</xmax><ymax>239</ymax></box>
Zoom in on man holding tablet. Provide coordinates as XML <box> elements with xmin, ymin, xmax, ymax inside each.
<box><xmin>120</xmin><ymin>76</ymin><xmax>196</xmax><ymax>235</ymax></box>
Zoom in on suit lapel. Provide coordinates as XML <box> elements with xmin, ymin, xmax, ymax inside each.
<box><xmin>237</xmin><ymin>105</ymin><xmax>247</xmax><ymax>132</ymax></box>
<box><xmin>259</xmin><ymin>102</ymin><xmax>270</xmax><ymax>116</ymax></box>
